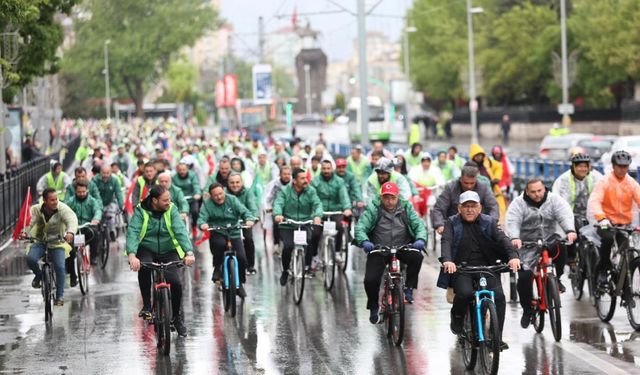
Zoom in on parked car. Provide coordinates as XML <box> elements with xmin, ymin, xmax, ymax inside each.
<box><xmin>574</xmin><ymin>135</ymin><xmax>617</xmax><ymax>162</ymax></box>
<box><xmin>539</xmin><ymin>133</ymin><xmax>595</xmax><ymax>160</ymax></box>
<box><xmin>600</xmin><ymin>135</ymin><xmax>640</xmax><ymax>173</ymax></box>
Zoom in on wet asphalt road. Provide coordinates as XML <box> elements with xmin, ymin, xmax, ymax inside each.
<box><xmin>1</xmin><ymin>227</ymin><xmax>640</xmax><ymax>375</ymax></box>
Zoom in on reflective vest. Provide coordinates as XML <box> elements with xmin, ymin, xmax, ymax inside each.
<box><xmin>348</xmin><ymin>157</ymin><xmax>368</xmax><ymax>182</ymax></box>
<box><xmin>139</xmin><ymin>203</ymin><xmax>185</xmax><ymax>258</ymax></box>
<box><xmin>137</xmin><ymin>176</ymin><xmax>149</xmax><ymax>200</ymax></box>
<box><xmin>255</xmin><ymin>163</ymin><xmax>272</xmax><ymax>185</ymax></box>
<box><xmin>568</xmin><ymin>173</ymin><xmax>594</xmax><ymax>209</ymax></box>
<box><xmin>47</xmin><ymin>172</ymin><xmax>66</xmax><ymax>200</ymax></box>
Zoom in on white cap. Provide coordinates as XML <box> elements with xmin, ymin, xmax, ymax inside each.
<box><xmin>459</xmin><ymin>191</ymin><xmax>481</xmax><ymax>204</ymax></box>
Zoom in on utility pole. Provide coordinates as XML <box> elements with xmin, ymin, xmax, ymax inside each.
<box><xmin>104</xmin><ymin>40</ymin><xmax>111</xmax><ymax>121</ymax></box>
<box><xmin>466</xmin><ymin>0</ymin><xmax>480</xmax><ymax>145</ymax></box>
<box><xmin>357</xmin><ymin>0</ymin><xmax>369</xmax><ymax>147</ymax></box>
<box><xmin>258</xmin><ymin>16</ymin><xmax>265</xmax><ymax>63</ymax></box>
<box><xmin>304</xmin><ymin>64</ymin><xmax>311</xmax><ymax>114</ymax></box>
<box><xmin>559</xmin><ymin>0</ymin><xmax>571</xmax><ymax>126</ymax></box>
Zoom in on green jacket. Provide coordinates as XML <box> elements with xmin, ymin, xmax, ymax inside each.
<box><xmin>64</xmin><ymin>195</ymin><xmax>103</xmax><ymax>224</ymax></box>
<box><xmin>197</xmin><ymin>195</ymin><xmax>255</xmax><ymax>239</ymax></box>
<box><xmin>337</xmin><ymin>171</ymin><xmax>363</xmax><ymax>203</ymax></box>
<box><xmin>169</xmin><ymin>184</ymin><xmax>189</xmax><ymax>214</ymax></box>
<box><xmin>92</xmin><ymin>175</ymin><xmax>124</xmax><ymax>209</ymax></box>
<box><xmin>172</xmin><ymin>170</ymin><xmax>202</xmax><ymax>199</ymax></box>
<box><xmin>354</xmin><ymin>198</ymin><xmax>427</xmax><ymax>245</ymax></box>
<box><xmin>125</xmin><ymin>201</ymin><xmax>192</xmax><ymax>257</ymax></box>
<box><xmin>65</xmin><ymin>179</ymin><xmax>102</xmax><ymax>206</ymax></box>
<box><xmin>228</xmin><ymin>187</ymin><xmax>259</xmax><ymax>218</ymax></box>
<box><xmin>311</xmin><ymin>173</ymin><xmax>351</xmax><ymax>213</ymax></box>
<box><xmin>273</xmin><ymin>185</ymin><xmax>323</xmax><ymax>229</ymax></box>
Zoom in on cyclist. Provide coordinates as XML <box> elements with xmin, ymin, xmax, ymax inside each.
<box><xmin>198</xmin><ymin>183</ymin><xmax>256</xmax><ymax>295</ymax></box>
<box><xmin>273</xmin><ymin>168</ymin><xmax>323</xmax><ymax>284</ymax></box>
<box><xmin>172</xmin><ymin>162</ymin><xmax>203</xmax><ymax>238</ymax></box>
<box><xmin>505</xmin><ymin>178</ymin><xmax>576</xmax><ymax>328</ymax></box>
<box><xmin>65</xmin><ymin>166</ymin><xmax>102</xmax><ymax>204</ymax></box>
<box><xmin>92</xmin><ymin>164</ymin><xmax>124</xmax><ymax>241</ymax></box>
<box><xmin>64</xmin><ymin>178</ymin><xmax>102</xmax><ymax>280</ymax></box>
<box><xmin>432</xmin><ymin>164</ymin><xmax>499</xmax><ymax>235</ymax></box>
<box><xmin>347</xmin><ymin>145</ymin><xmax>369</xmax><ymax>185</ymax></box>
<box><xmin>263</xmin><ymin>165</ymin><xmax>292</xmax><ymax>253</ymax></box>
<box><xmin>110</xmin><ymin>162</ymin><xmax>131</xmax><ymax>190</ymax></box>
<box><xmin>491</xmin><ymin>146</ymin><xmax>514</xmax><ymax>203</ymax></box>
<box><xmin>435</xmin><ymin>150</ymin><xmax>461</xmax><ymax>183</ymax></box>
<box><xmin>311</xmin><ymin>159</ymin><xmax>353</xmax><ymax>269</ymax></box>
<box><xmin>355</xmin><ymin>182</ymin><xmax>426</xmax><ymax>323</ymax></box>
<box><xmin>22</xmin><ymin>188</ymin><xmax>78</xmax><ymax>306</ymax></box>
<box><xmin>552</xmin><ymin>153</ymin><xmax>603</xmax><ymax>262</ymax></box>
<box><xmin>587</xmin><ymin>150</ymin><xmax>640</xmax><ymax>284</ymax></box>
<box><xmin>126</xmin><ymin>185</ymin><xmax>194</xmax><ymax>337</ymax></box>
<box><xmin>364</xmin><ymin>157</ymin><xmax>412</xmax><ymax>204</ymax></box>
<box><xmin>227</xmin><ymin>173</ymin><xmax>259</xmax><ymax>275</ymax></box>
<box><xmin>470</xmin><ymin>144</ymin><xmax>506</xmax><ymax>222</ymax></box>
<box><xmin>447</xmin><ymin>146</ymin><xmax>466</xmax><ymax>171</ymax></box>
<box><xmin>439</xmin><ymin>191</ymin><xmax>520</xmax><ymax>349</ymax></box>
<box><xmin>408</xmin><ymin>152</ymin><xmax>446</xmax><ymax>188</ymax></box>
<box><xmin>204</xmin><ymin>158</ymin><xmax>231</xmax><ymax>194</ymax></box>
<box><xmin>335</xmin><ymin>158</ymin><xmax>365</xmax><ymax>209</ymax></box>
<box><xmin>404</xmin><ymin>143</ymin><xmax>423</xmax><ymax>169</ymax></box>
<box><xmin>307</xmin><ymin>155</ymin><xmax>322</xmax><ymax>181</ymax></box>
<box><xmin>157</xmin><ymin>172</ymin><xmax>189</xmax><ymax>220</ymax></box>
<box><xmin>36</xmin><ymin>161</ymin><xmax>72</xmax><ymax>201</ymax></box>
<box><xmin>131</xmin><ymin>162</ymin><xmax>158</xmax><ymax>206</ymax></box>
<box><xmin>113</xmin><ymin>144</ymin><xmax>132</xmax><ymax>176</ymax></box>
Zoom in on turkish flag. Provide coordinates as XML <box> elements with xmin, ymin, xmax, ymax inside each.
<box><xmin>195</xmin><ymin>230</ymin><xmax>210</xmax><ymax>247</ymax></box>
<box><xmin>12</xmin><ymin>187</ymin><xmax>33</xmax><ymax>240</ymax></box>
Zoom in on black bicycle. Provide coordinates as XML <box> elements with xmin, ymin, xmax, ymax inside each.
<box><xmin>278</xmin><ymin>219</ymin><xmax>316</xmax><ymax>305</ymax></box>
<box><xmin>140</xmin><ymin>260</ymin><xmax>184</xmax><ymax>356</ymax></box>
<box><xmin>24</xmin><ymin>236</ymin><xmax>63</xmax><ymax>323</ymax></box>
<box><xmin>569</xmin><ymin>222</ymin><xmax>598</xmax><ymax>302</ymax></box>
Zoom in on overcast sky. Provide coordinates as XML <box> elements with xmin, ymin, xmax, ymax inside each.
<box><xmin>220</xmin><ymin>0</ymin><xmax>413</xmax><ymax>62</ymax></box>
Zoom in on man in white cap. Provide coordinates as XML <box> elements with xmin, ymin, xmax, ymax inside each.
<box><xmin>439</xmin><ymin>190</ymin><xmax>520</xmax><ymax>350</ymax></box>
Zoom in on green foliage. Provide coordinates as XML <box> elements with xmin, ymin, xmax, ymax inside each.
<box><xmin>272</xmin><ymin>65</ymin><xmax>296</xmax><ymax>99</ymax></box>
<box><xmin>163</xmin><ymin>57</ymin><xmax>198</xmax><ymax>103</ymax></box>
<box><xmin>61</xmin><ymin>0</ymin><xmax>219</xmax><ymax>116</ymax></box>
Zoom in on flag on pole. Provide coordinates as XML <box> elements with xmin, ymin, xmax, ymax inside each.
<box><xmin>12</xmin><ymin>187</ymin><xmax>33</xmax><ymax>240</ymax></box>
<box><xmin>291</xmin><ymin>6</ymin><xmax>298</xmax><ymax>28</ymax></box>
<box><xmin>195</xmin><ymin>230</ymin><xmax>210</xmax><ymax>247</ymax></box>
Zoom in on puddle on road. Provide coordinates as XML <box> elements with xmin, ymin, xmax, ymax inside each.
<box><xmin>570</xmin><ymin>319</ymin><xmax>640</xmax><ymax>365</ymax></box>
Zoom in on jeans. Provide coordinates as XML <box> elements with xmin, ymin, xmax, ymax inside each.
<box><xmin>136</xmin><ymin>248</ymin><xmax>182</xmax><ymax>319</ymax></box>
<box><xmin>364</xmin><ymin>251</ymin><xmax>423</xmax><ymax>310</ymax></box>
<box><xmin>26</xmin><ymin>244</ymin><xmax>66</xmax><ymax>299</ymax></box>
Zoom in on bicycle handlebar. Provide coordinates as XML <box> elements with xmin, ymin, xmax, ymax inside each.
<box><xmin>278</xmin><ymin>219</ymin><xmax>317</xmax><ymax>226</ymax></box>
<box><xmin>456</xmin><ymin>263</ymin><xmax>511</xmax><ymax>274</ymax></box>
<box><xmin>368</xmin><ymin>244</ymin><xmax>421</xmax><ymax>255</ymax></box>
<box><xmin>140</xmin><ymin>261</ymin><xmax>185</xmax><ymax>270</ymax></box>
<box><xmin>22</xmin><ymin>235</ymin><xmax>65</xmax><ymax>244</ymax></box>
<box><xmin>593</xmin><ymin>224</ymin><xmax>638</xmax><ymax>234</ymax></box>
<box><xmin>323</xmin><ymin>211</ymin><xmax>344</xmax><ymax>216</ymax></box>
<box><xmin>77</xmin><ymin>223</ymin><xmax>95</xmax><ymax>230</ymax></box>
<box><xmin>206</xmin><ymin>223</ymin><xmax>252</xmax><ymax>231</ymax></box>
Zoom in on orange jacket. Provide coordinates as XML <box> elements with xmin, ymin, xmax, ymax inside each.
<box><xmin>588</xmin><ymin>172</ymin><xmax>640</xmax><ymax>224</ymax></box>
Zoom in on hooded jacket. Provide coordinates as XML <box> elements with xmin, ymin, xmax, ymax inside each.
<box><xmin>172</xmin><ymin>170</ymin><xmax>202</xmax><ymax>199</ymax></box>
<box><xmin>93</xmin><ymin>174</ymin><xmax>124</xmax><ymax>209</ymax></box>
<box><xmin>311</xmin><ymin>173</ymin><xmax>351</xmax><ymax>213</ymax></box>
<box><xmin>354</xmin><ymin>198</ymin><xmax>427</xmax><ymax>245</ymax></box>
<box><xmin>470</xmin><ymin>144</ymin><xmax>506</xmax><ymax>221</ymax></box>
<box><xmin>588</xmin><ymin>171</ymin><xmax>640</xmax><ymax>225</ymax></box>
<box><xmin>505</xmin><ymin>189</ymin><xmax>575</xmax><ymax>241</ymax></box>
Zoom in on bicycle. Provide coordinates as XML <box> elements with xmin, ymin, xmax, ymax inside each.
<box><xmin>74</xmin><ymin>223</ymin><xmax>96</xmax><ymax>296</ymax></box>
<box><xmin>592</xmin><ymin>225</ymin><xmax>640</xmax><ymax>330</ymax></box>
<box><xmin>569</xmin><ymin>221</ymin><xmax>598</xmax><ymax>302</ymax></box>
<box><xmin>457</xmin><ymin>263</ymin><xmax>511</xmax><ymax>375</ymax></box>
<box><xmin>337</xmin><ymin>206</ymin><xmax>362</xmax><ymax>273</ymax></box>
<box><xmin>140</xmin><ymin>260</ymin><xmax>184</xmax><ymax>356</ymax></box>
<box><xmin>207</xmin><ymin>222</ymin><xmax>250</xmax><ymax>317</ymax></box>
<box><xmin>368</xmin><ymin>244</ymin><xmax>421</xmax><ymax>346</ymax></box>
<box><xmin>319</xmin><ymin>211</ymin><xmax>343</xmax><ymax>291</ymax></box>
<box><xmin>24</xmin><ymin>236</ymin><xmax>63</xmax><ymax>323</ymax></box>
<box><xmin>522</xmin><ymin>237</ymin><xmax>566</xmax><ymax>342</ymax></box>
<box><xmin>278</xmin><ymin>219</ymin><xmax>316</xmax><ymax>305</ymax></box>
<box><xmin>99</xmin><ymin>204</ymin><xmax>120</xmax><ymax>269</ymax></box>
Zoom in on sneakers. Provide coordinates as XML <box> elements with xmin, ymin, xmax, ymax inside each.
<box><xmin>171</xmin><ymin>315</ymin><xmax>188</xmax><ymax>337</ymax></box>
<box><xmin>70</xmin><ymin>276</ymin><xmax>78</xmax><ymax>288</ymax></box>
<box><xmin>404</xmin><ymin>287</ymin><xmax>414</xmax><ymax>304</ymax></box>
<box><xmin>500</xmin><ymin>341</ymin><xmax>509</xmax><ymax>351</ymax></box>
<box><xmin>236</xmin><ymin>285</ymin><xmax>247</xmax><ymax>299</ymax></box>
<box><xmin>279</xmin><ymin>271</ymin><xmax>289</xmax><ymax>286</ymax></box>
<box><xmin>138</xmin><ymin>308</ymin><xmax>152</xmax><ymax>320</ymax></box>
<box><xmin>521</xmin><ymin>311</ymin><xmax>532</xmax><ymax>329</ymax></box>
<box><xmin>272</xmin><ymin>243</ymin><xmax>282</xmax><ymax>257</ymax></box>
<box><xmin>450</xmin><ymin>311</ymin><xmax>463</xmax><ymax>335</ymax></box>
<box><xmin>247</xmin><ymin>268</ymin><xmax>257</xmax><ymax>275</ymax></box>
<box><xmin>31</xmin><ymin>277</ymin><xmax>41</xmax><ymax>289</ymax></box>
<box><xmin>54</xmin><ymin>299</ymin><xmax>64</xmax><ymax>306</ymax></box>
<box><xmin>369</xmin><ymin>308</ymin><xmax>382</xmax><ymax>324</ymax></box>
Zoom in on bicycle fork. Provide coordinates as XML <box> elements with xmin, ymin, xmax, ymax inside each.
<box><xmin>223</xmin><ymin>240</ymin><xmax>240</xmax><ymax>290</ymax></box>
<box><xmin>475</xmin><ymin>289</ymin><xmax>495</xmax><ymax>342</ymax></box>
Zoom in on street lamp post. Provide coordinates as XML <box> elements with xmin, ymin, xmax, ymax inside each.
<box><xmin>304</xmin><ymin>64</ymin><xmax>311</xmax><ymax>115</ymax></box>
<box><xmin>104</xmin><ymin>39</ymin><xmax>111</xmax><ymax>121</ymax></box>
<box><xmin>403</xmin><ymin>21</ymin><xmax>417</xmax><ymax>130</ymax></box>
<box><xmin>466</xmin><ymin>0</ymin><xmax>482</xmax><ymax>145</ymax></box>
<box><xmin>356</xmin><ymin>0</ymin><xmax>369</xmax><ymax>147</ymax></box>
<box><xmin>559</xmin><ymin>0</ymin><xmax>571</xmax><ymax>126</ymax></box>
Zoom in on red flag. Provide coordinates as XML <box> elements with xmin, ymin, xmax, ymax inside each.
<box><xmin>291</xmin><ymin>6</ymin><xmax>297</xmax><ymax>28</ymax></box>
<box><xmin>195</xmin><ymin>230</ymin><xmax>210</xmax><ymax>247</ymax></box>
<box><xmin>125</xmin><ymin>182</ymin><xmax>136</xmax><ymax>215</ymax></box>
<box><xmin>12</xmin><ymin>187</ymin><xmax>33</xmax><ymax>240</ymax></box>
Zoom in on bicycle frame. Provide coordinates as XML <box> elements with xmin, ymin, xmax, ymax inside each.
<box><xmin>208</xmin><ymin>224</ymin><xmax>245</xmax><ymax>290</ymax></box>
<box><xmin>475</xmin><ymin>288</ymin><xmax>496</xmax><ymax>342</ymax></box>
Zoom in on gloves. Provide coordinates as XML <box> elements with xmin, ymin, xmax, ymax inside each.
<box><xmin>599</xmin><ymin>219</ymin><xmax>611</xmax><ymax>229</ymax></box>
<box><xmin>362</xmin><ymin>241</ymin><xmax>375</xmax><ymax>253</ymax></box>
<box><xmin>412</xmin><ymin>240</ymin><xmax>425</xmax><ymax>251</ymax></box>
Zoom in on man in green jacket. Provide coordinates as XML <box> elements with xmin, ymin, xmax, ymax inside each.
<box><xmin>65</xmin><ymin>179</ymin><xmax>103</xmax><ymax>281</ymax></box>
<box><xmin>126</xmin><ymin>185</ymin><xmax>194</xmax><ymax>337</ymax></box>
<box><xmin>65</xmin><ymin>166</ymin><xmax>102</xmax><ymax>205</ymax></box>
<box><xmin>157</xmin><ymin>172</ymin><xmax>189</xmax><ymax>219</ymax></box>
<box><xmin>172</xmin><ymin>162</ymin><xmax>202</xmax><ymax>237</ymax></box>
<box><xmin>335</xmin><ymin>158</ymin><xmax>364</xmax><ymax>208</ymax></box>
<box><xmin>346</xmin><ymin>145</ymin><xmax>369</xmax><ymax>185</ymax></box>
<box><xmin>198</xmin><ymin>183</ymin><xmax>256</xmax><ymax>295</ymax></box>
<box><xmin>227</xmin><ymin>173</ymin><xmax>259</xmax><ymax>275</ymax></box>
<box><xmin>274</xmin><ymin>168</ymin><xmax>324</xmax><ymax>285</ymax></box>
<box><xmin>355</xmin><ymin>182</ymin><xmax>427</xmax><ymax>323</ymax></box>
<box><xmin>311</xmin><ymin>159</ymin><xmax>353</xmax><ymax>264</ymax></box>
<box><xmin>93</xmin><ymin>164</ymin><xmax>124</xmax><ymax>241</ymax></box>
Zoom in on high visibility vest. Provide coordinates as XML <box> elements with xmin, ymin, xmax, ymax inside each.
<box><xmin>255</xmin><ymin>163</ymin><xmax>272</xmax><ymax>185</ymax></box>
<box><xmin>137</xmin><ymin>176</ymin><xmax>149</xmax><ymax>200</ymax></box>
<box><xmin>348</xmin><ymin>157</ymin><xmax>368</xmax><ymax>182</ymax></box>
<box><xmin>47</xmin><ymin>172</ymin><xmax>66</xmax><ymax>200</ymax></box>
<box><xmin>139</xmin><ymin>203</ymin><xmax>185</xmax><ymax>258</ymax></box>
<box><xmin>568</xmin><ymin>174</ymin><xmax>594</xmax><ymax>209</ymax></box>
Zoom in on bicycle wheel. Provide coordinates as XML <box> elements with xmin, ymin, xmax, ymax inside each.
<box><xmin>42</xmin><ymin>265</ymin><xmax>53</xmax><ymax>323</ymax></box>
<box><xmin>100</xmin><ymin>228</ymin><xmax>110</xmax><ymax>270</ymax></box>
<box><xmin>461</xmin><ymin>305</ymin><xmax>477</xmax><ymax>370</ymax></box>
<box><xmin>546</xmin><ymin>275</ymin><xmax>563</xmax><ymax>342</ymax></box>
<box><xmin>585</xmin><ymin>245</ymin><xmax>595</xmax><ymax>301</ymax></box>
<box><xmin>594</xmin><ymin>268</ymin><xmax>617</xmax><ymax>322</ymax></box>
<box><xmin>77</xmin><ymin>247</ymin><xmax>89</xmax><ymax>295</ymax></box>
<box><xmin>292</xmin><ymin>247</ymin><xmax>305</xmax><ymax>305</ymax></box>
<box><xmin>479</xmin><ymin>300</ymin><xmax>501</xmax><ymax>375</ymax></box>
<box><xmin>570</xmin><ymin>249</ymin><xmax>585</xmax><ymax>301</ymax></box>
<box><xmin>339</xmin><ymin>227</ymin><xmax>349</xmax><ymax>273</ymax></box>
<box><xmin>389</xmin><ymin>279</ymin><xmax>405</xmax><ymax>346</ymax></box>
<box><xmin>626</xmin><ymin>259</ymin><xmax>640</xmax><ymax>330</ymax></box>
<box><xmin>227</xmin><ymin>258</ymin><xmax>237</xmax><ymax>317</ymax></box>
<box><xmin>323</xmin><ymin>238</ymin><xmax>336</xmax><ymax>291</ymax></box>
<box><xmin>156</xmin><ymin>289</ymin><xmax>172</xmax><ymax>356</ymax></box>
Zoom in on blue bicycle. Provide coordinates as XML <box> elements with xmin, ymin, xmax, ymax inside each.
<box><xmin>457</xmin><ymin>263</ymin><xmax>510</xmax><ymax>375</ymax></box>
<box><xmin>208</xmin><ymin>222</ymin><xmax>249</xmax><ymax>317</ymax></box>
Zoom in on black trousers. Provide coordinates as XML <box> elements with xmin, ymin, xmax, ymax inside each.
<box><xmin>188</xmin><ymin>199</ymin><xmax>201</xmax><ymax>229</ymax></box>
<box><xmin>136</xmin><ymin>248</ymin><xmax>182</xmax><ymax>319</ymax></box>
<box><xmin>279</xmin><ymin>227</ymin><xmax>322</xmax><ymax>271</ymax></box>
<box><xmin>452</xmin><ymin>272</ymin><xmax>506</xmax><ymax>332</ymax></box>
<box><xmin>596</xmin><ymin>227</ymin><xmax>627</xmax><ymax>274</ymax></box>
<box><xmin>67</xmin><ymin>225</ymin><xmax>100</xmax><ymax>277</ymax></box>
<box><xmin>272</xmin><ymin>215</ymin><xmax>281</xmax><ymax>245</ymax></box>
<box><xmin>209</xmin><ymin>234</ymin><xmax>247</xmax><ymax>283</ymax></box>
<box><xmin>364</xmin><ymin>251</ymin><xmax>423</xmax><ymax>310</ymax></box>
<box><xmin>243</xmin><ymin>228</ymin><xmax>256</xmax><ymax>269</ymax></box>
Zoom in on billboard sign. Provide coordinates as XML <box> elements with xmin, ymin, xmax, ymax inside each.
<box><xmin>252</xmin><ymin>64</ymin><xmax>273</xmax><ymax>105</ymax></box>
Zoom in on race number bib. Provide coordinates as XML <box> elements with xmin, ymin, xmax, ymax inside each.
<box><xmin>323</xmin><ymin>221</ymin><xmax>336</xmax><ymax>233</ymax></box>
<box><xmin>293</xmin><ymin>230</ymin><xmax>307</xmax><ymax>245</ymax></box>
<box><xmin>74</xmin><ymin>234</ymin><xmax>85</xmax><ymax>246</ymax></box>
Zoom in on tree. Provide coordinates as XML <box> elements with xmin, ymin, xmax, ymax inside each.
<box><xmin>62</xmin><ymin>0</ymin><xmax>219</xmax><ymax>117</ymax></box>
<box><xmin>163</xmin><ymin>57</ymin><xmax>198</xmax><ymax>103</ymax></box>
<box><xmin>0</xmin><ymin>0</ymin><xmax>78</xmax><ymax>102</ymax></box>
